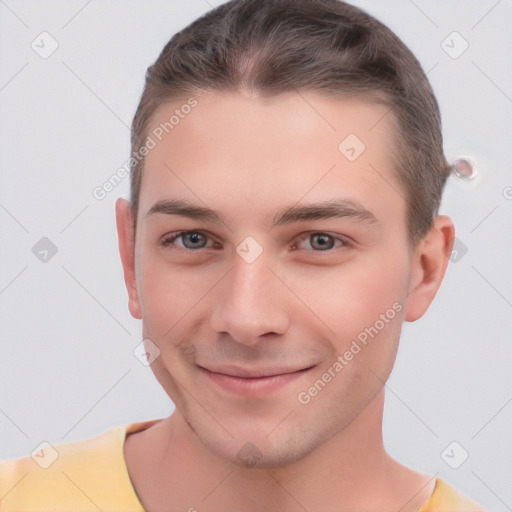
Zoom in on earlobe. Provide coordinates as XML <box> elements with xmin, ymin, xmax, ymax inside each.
<box><xmin>404</xmin><ymin>215</ymin><xmax>455</xmax><ymax>322</ymax></box>
<box><xmin>115</xmin><ymin>198</ymin><xmax>143</xmax><ymax>320</ymax></box>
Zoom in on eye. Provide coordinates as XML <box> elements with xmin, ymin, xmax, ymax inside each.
<box><xmin>160</xmin><ymin>230</ymin><xmax>219</xmax><ymax>250</ymax></box>
<box><xmin>292</xmin><ymin>232</ymin><xmax>349</xmax><ymax>252</ymax></box>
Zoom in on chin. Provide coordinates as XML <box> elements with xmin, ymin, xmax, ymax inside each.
<box><xmin>192</xmin><ymin>415</ymin><xmax>329</xmax><ymax>469</ymax></box>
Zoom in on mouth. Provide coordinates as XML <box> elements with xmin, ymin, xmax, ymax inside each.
<box><xmin>197</xmin><ymin>364</ymin><xmax>315</xmax><ymax>396</ymax></box>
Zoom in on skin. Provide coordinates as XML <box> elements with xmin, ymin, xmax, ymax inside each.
<box><xmin>116</xmin><ymin>90</ymin><xmax>455</xmax><ymax>512</ymax></box>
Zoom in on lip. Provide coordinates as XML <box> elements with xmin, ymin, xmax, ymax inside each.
<box><xmin>198</xmin><ymin>365</ymin><xmax>315</xmax><ymax>397</ymax></box>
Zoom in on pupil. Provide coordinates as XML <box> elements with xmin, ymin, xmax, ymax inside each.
<box><xmin>313</xmin><ymin>234</ymin><xmax>333</xmax><ymax>250</ymax></box>
<box><xmin>185</xmin><ymin>233</ymin><xmax>204</xmax><ymax>247</ymax></box>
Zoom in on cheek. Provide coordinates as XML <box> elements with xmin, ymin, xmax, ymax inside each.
<box><xmin>285</xmin><ymin>249</ymin><xmax>409</xmax><ymax>343</ymax></box>
<box><xmin>136</xmin><ymin>250</ymin><xmax>221</xmax><ymax>339</ymax></box>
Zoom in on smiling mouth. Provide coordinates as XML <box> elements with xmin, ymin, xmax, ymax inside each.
<box><xmin>197</xmin><ymin>365</ymin><xmax>315</xmax><ymax>396</ymax></box>
<box><xmin>198</xmin><ymin>364</ymin><xmax>315</xmax><ymax>378</ymax></box>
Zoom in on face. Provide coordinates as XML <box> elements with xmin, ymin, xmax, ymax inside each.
<box><xmin>119</xmin><ymin>90</ymin><xmax>444</xmax><ymax>467</ymax></box>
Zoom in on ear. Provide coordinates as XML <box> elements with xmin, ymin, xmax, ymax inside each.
<box><xmin>404</xmin><ymin>215</ymin><xmax>455</xmax><ymax>322</ymax></box>
<box><xmin>115</xmin><ymin>198</ymin><xmax>142</xmax><ymax>319</ymax></box>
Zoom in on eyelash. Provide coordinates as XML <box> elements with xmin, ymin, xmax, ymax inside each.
<box><xmin>160</xmin><ymin>231</ymin><xmax>220</xmax><ymax>250</ymax></box>
<box><xmin>159</xmin><ymin>230</ymin><xmax>351</xmax><ymax>252</ymax></box>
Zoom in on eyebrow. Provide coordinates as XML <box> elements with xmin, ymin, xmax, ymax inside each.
<box><xmin>273</xmin><ymin>200</ymin><xmax>378</xmax><ymax>226</ymax></box>
<box><xmin>147</xmin><ymin>199</ymin><xmax>223</xmax><ymax>223</ymax></box>
<box><xmin>146</xmin><ymin>198</ymin><xmax>378</xmax><ymax>226</ymax></box>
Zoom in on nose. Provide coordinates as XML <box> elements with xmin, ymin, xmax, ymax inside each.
<box><xmin>209</xmin><ymin>253</ymin><xmax>291</xmax><ymax>346</ymax></box>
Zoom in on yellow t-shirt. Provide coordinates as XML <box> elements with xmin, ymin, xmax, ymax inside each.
<box><xmin>0</xmin><ymin>419</ymin><xmax>485</xmax><ymax>511</ymax></box>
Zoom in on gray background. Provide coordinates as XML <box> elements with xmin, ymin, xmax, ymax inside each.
<box><xmin>1</xmin><ymin>1</ymin><xmax>511</xmax><ymax>510</ymax></box>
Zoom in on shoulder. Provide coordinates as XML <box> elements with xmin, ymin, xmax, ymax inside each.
<box><xmin>0</xmin><ymin>424</ymin><xmax>144</xmax><ymax>512</ymax></box>
<box><xmin>420</xmin><ymin>478</ymin><xmax>487</xmax><ymax>512</ymax></box>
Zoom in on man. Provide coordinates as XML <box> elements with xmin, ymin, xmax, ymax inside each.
<box><xmin>0</xmin><ymin>0</ymin><xmax>486</xmax><ymax>510</ymax></box>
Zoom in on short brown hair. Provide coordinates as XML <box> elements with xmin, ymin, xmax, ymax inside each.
<box><xmin>130</xmin><ymin>0</ymin><xmax>450</xmax><ymax>244</ymax></box>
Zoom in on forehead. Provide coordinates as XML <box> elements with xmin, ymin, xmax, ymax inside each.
<box><xmin>139</xmin><ymin>90</ymin><xmax>405</xmax><ymax>227</ymax></box>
